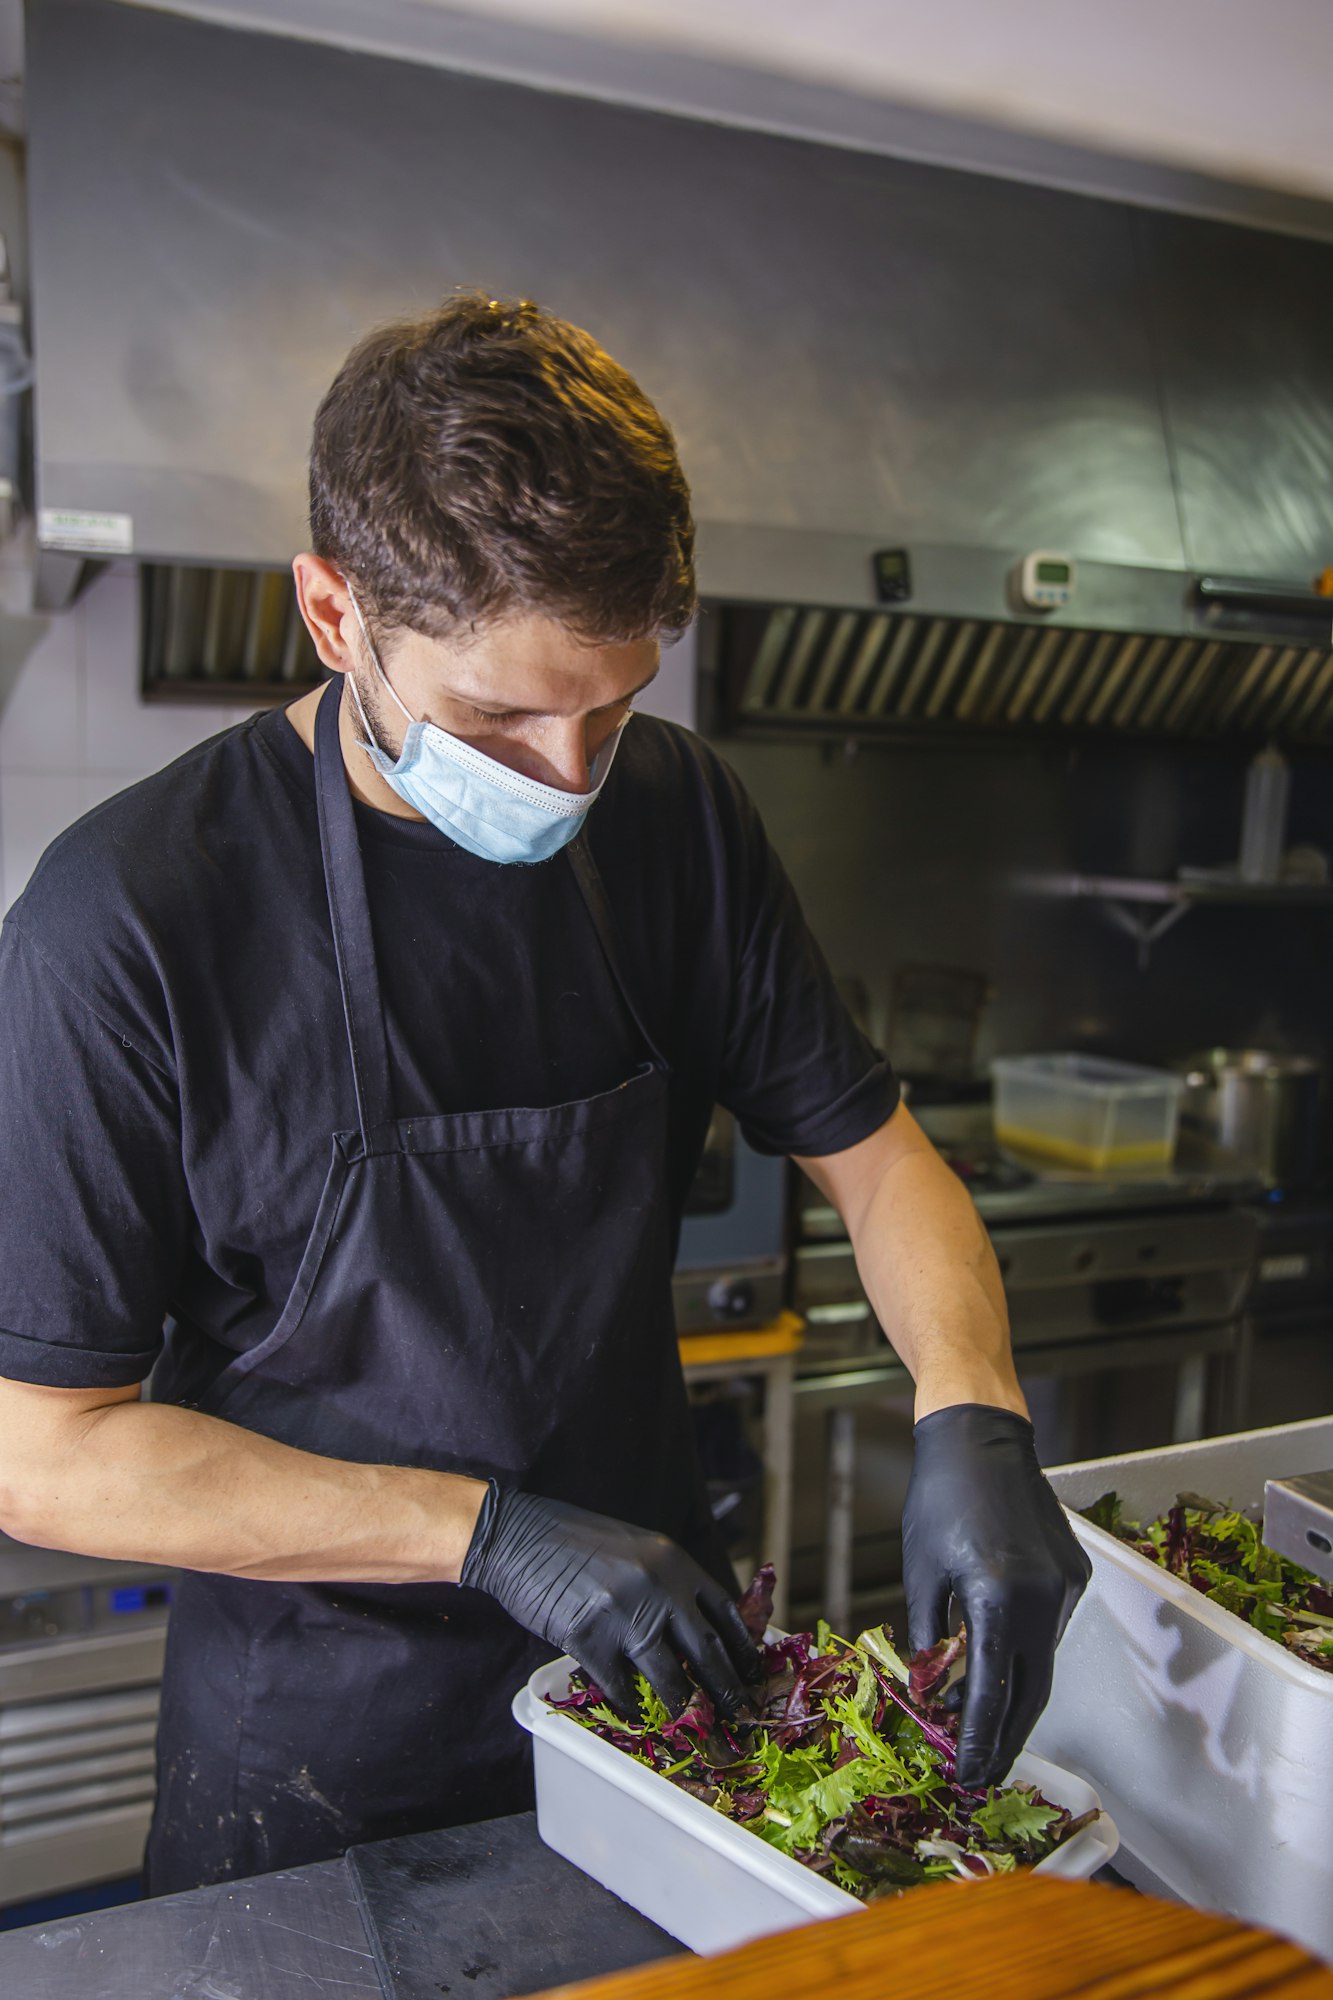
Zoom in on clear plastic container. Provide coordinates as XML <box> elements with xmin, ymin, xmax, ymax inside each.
<box><xmin>513</xmin><ymin>1656</ymin><xmax>1117</xmax><ymax>1955</ymax></box>
<box><xmin>1034</xmin><ymin>1419</ymin><xmax>1333</xmax><ymax>1964</ymax></box>
<box><xmin>991</xmin><ymin>1054</ymin><xmax>1185</xmax><ymax>1172</ymax></box>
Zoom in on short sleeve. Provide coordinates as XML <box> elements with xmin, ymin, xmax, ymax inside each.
<box><xmin>714</xmin><ymin>780</ymin><xmax>899</xmax><ymax>1157</ymax></box>
<box><xmin>0</xmin><ymin>921</ymin><xmax>188</xmax><ymax>1387</ymax></box>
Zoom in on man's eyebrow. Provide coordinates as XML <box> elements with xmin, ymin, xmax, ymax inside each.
<box><xmin>441</xmin><ymin>665</ymin><xmax>661</xmax><ymax>718</ymax></box>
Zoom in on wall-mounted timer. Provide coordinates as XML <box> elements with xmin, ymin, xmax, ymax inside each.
<box><xmin>872</xmin><ymin>548</ymin><xmax>912</xmax><ymax>604</ymax></box>
<box><xmin>1017</xmin><ymin>551</ymin><xmax>1075</xmax><ymax>611</ymax></box>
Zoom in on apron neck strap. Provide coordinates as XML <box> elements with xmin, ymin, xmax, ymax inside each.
<box><xmin>313</xmin><ymin>679</ymin><xmax>396</xmax><ymax>1143</ymax></box>
<box><xmin>565</xmin><ymin>834</ymin><xmax>669</xmax><ymax>1071</ymax></box>
<box><xmin>312</xmin><ymin>679</ymin><xmax>669</xmax><ymax>1143</ymax></box>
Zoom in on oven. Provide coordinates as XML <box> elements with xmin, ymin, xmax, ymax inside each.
<box><xmin>0</xmin><ymin>1542</ymin><xmax>175</xmax><ymax>1910</ymax></box>
<box><xmin>672</xmin><ymin>1107</ymin><xmax>788</xmax><ymax>1333</ymax></box>
<box><xmin>1238</xmin><ymin>1191</ymin><xmax>1333</xmax><ymax>1430</ymax></box>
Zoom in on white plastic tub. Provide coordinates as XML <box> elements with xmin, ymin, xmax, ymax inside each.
<box><xmin>1033</xmin><ymin>1417</ymin><xmax>1333</xmax><ymax>1963</ymax></box>
<box><xmin>513</xmin><ymin>1656</ymin><xmax>1117</xmax><ymax>1955</ymax></box>
<box><xmin>992</xmin><ymin>1054</ymin><xmax>1185</xmax><ymax>1171</ymax></box>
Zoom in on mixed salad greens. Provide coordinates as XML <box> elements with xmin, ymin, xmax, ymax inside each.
<box><xmin>548</xmin><ymin>1565</ymin><xmax>1097</xmax><ymax>1901</ymax></box>
<box><xmin>1082</xmin><ymin>1491</ymin><xmax>1333</xmax><ymax>1675</ymax></box>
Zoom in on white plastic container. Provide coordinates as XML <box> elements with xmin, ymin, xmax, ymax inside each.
<box><xmin>513</xmin><ymin>1656</ymin><xmax>1118</xmax><ymax>1955</ymax></box>
<box><xmin>991</xmin><ymin>1053</ymin><xmax>1186</xmax><ymax>1172</ymax></box>
<box><xmin>1033</xmin><ymin>1418</ymin><xmax>1333</xmax><ymax>1963</ymax></box>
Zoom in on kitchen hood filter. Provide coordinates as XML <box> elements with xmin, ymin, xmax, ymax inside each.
<box><xmin>141</xmin><ymin>565</ymin><xmax>323</xmax><ymax>703</ymax></box>
<box><xmin>717</xmin><ymin>605</ymin><xmax>1333</xmax><ymax>747</ymax></box>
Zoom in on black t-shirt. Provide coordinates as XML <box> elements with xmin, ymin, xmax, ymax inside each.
<box><xmin>0</xmin><ymin>703</ymin><xmax>896</xmax><ymax>1395</ymax></box>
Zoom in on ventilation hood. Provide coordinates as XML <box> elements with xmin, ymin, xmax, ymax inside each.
<box><xmin>22</xmin><ymin>0</ymin><xmax>1333</xmax><ymax>741</ymax></box>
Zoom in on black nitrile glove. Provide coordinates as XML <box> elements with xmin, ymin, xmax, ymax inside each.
<box><xmin>901</xmin><ymin>1404</ymin><xmax>1091</xmax><ymax>1790</ymax></box>
<box><xmin>462</xmin><ymin>1484</ymin><xmax>762</xmax><ymax>1721</ymax></box>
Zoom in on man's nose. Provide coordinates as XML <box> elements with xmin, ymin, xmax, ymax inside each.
<box><xmin>531</xmin><ymin>718</ymin><xmax>595</xmax><ymax>794</ymax></box>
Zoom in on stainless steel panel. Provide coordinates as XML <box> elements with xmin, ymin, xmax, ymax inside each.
<box><xmin>1263</xmin><ymin>1471</ymin><xmax>1333</xmax><ymax>1586</ymax></box>
<box><xmin>28</xmin><ymin>0</ymin><xmax>1185</xmax><ymax>571</ymax></box>
<box><xmin>0</xmin><ymin>1689</ymin><xmax>159</xmax><ymax>1747</ymax></box>
<box><xmin>722</xmin><ymin>592</ymin><xmax>1333</xmax><ymax>743</ymax></box>
<box><xmin>792</xmin><ymin>1241</ymin><xmax>862</xmax><ymax>1308</ymax></box>
<box><xmin>0</xmin><ymin>1721</ymin><xmax>157</xmax><ymax>1769</ymax></box>
<box><xmin>0</xmin><ymin>1542</ymin><xmax>172</xmax><ymax>1600</ymax></box>
<box><xmin>1140</xmin><ymin>209</ymin><xmax>1333</xmax><ymax>577</ymax></box>
<box><xmin>4</xmin><ymin>1772</ymin><xmax>156</xmax><ymax>1829</ymax></box>
<box><xmin>670</xmin><ymin>1260</ymin><xmax>784</xmax><ymax>1334</ymax></box>
<box><xmin>0</xmin><ymin>1801</ymin><xmax>153</xmax><ymax>1909</ymax></box>
<box><xmin>0</xmin><ymin>1629</ymin><xmax>166</xmax><ymax>1706</ymax></box>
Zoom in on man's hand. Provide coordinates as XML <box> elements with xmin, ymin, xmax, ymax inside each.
<box><xmin>901</xmin><ymin>1403</ymin><xmax>1091</xmax><ymax>1788</ymax></box>
<box><xmin>798</xmin><ymin>1112</ymin><xmax>1085</xmax><ymax>1779</ymax></box>
<box><xmin>462</xmin><ymin>1486</ymin><xmax>761</xmax><ymax>1718</ymax></box>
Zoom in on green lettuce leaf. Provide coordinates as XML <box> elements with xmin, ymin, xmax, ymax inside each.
<box><xmin>973</xmin><ymin>1785</ymin><xmax>1060</xmax><ymax>1845</ymax></box>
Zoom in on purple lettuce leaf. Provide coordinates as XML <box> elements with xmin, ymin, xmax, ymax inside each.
<box><xmin>907</xmin><ymin>1628</ymin><xmax>967</xmax><ymax>1706</ymax></box>
<box><xmin>738</xmin><ymin>1563</ymin><xmax>776</xmax><ymax>1640</ymax></box>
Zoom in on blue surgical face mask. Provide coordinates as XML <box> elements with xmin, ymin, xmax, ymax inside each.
<box><xmin>342</xmin><ymin>587</ymin><xmax>629</xmax><ymax>865</ymax></box>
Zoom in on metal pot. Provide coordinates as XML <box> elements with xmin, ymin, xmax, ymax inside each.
<box><xmin>1179</xmin><ymin>1048</ymin><xmax>1324</xmax><ymax>1189</ymax></box>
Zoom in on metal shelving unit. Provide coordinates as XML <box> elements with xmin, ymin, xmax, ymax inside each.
<box><xmin>1019</xmin><ymin>872</ymin><xmax>1333</xmax><ymax>966</ymax></box>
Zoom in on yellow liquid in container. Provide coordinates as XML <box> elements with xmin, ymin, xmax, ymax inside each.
<box><xmin>994</xmin><ymin>1125</ymin><xmax>1173</xmax><ymax>1173</ymax></box>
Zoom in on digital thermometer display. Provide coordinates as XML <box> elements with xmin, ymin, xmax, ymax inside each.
<box><xmin>1018</xmin><ymin>551</ymin><xmax>1075</xmax><ymax>610</ymax></box>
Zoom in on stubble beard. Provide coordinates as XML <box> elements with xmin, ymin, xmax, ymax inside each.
<box><xmin>348</xmin><ymin>653</ymin><xmax>409</xmax><ymax>764</ymax></box>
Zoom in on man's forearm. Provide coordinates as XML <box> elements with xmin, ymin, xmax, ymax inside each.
<box><xmin>798</xmin><ymin>1108</ymin><xmax>1027</xmax><ymax>1423</ymax></box>
<box><xmin>0</xmin><ymin>1382</ymin><xmax>487</xmax><ymax>1583</ymax></box>
<box><xmin>850</xmin><ymin>1147</ymin><xmax>1027</xmax><ymax>1421</ymax></box>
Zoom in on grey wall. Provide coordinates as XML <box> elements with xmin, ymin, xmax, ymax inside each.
<box><xmin>720</xmin><ymin>728</ymin><xmax>1333</xmax><ymax>1089</ymax></box>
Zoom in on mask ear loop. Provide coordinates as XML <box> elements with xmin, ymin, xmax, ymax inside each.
<box><xmin>341</xmin><ymin>579</ymin><xmax>418</xmax><ymax>735</ymax></box>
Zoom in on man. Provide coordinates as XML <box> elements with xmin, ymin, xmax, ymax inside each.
<box><xmin>0</xmin><ymin>295</ymin><xmax>1087</xmax><ymax>1895</ymax></box>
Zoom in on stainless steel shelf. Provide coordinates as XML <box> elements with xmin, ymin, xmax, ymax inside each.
<box><xmin>1018</xmin><ymin>871</ymin><xmax>1333</xmax><ymax>965</ymax></box>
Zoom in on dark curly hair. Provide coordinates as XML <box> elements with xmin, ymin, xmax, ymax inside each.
<box><xmin>309</xmin><ymin>292</ymin><xmax>696</xmax><ymax>645</ymax></box>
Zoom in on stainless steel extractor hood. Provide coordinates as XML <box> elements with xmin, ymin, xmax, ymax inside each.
<box><xmin>701</xmin><ymin>590</ymin><xmax>1333</xmax><ymax>747</ymax></box>
<box><xmin>22</xmin><ymin>0</ymin><xmax>1333</xmax><ymax>740</ymax></box>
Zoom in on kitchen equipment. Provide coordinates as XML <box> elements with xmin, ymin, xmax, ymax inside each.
<box><xmin>28</xmin><ymin>0</ymin><xmax>1333</xmax><ymax>768</ymax></box>
<box><xmin>1263</xmin><ymin>1471</ymin><xmax>1333</xmax><ymax>1586</ymax></box>
<box><xmin>1016</xmin><ymin>551</ymin><xmax>1076</xmax><ymax>612</ymax></box>
<box><xmin>1032</xmin><ymin>1417</ymin><xmax>1333</xmax><ymax>1965</ymax></box>
<box><xmin>673</xmin><ymin>1109</ymin><xmax>787</xmax><ymax>1333</ymax></box>
<box><xmin>512</xmin><ymin>1655</ymin><xmax>1117</xmax><ymax>1956</ymax></box>
<box><xmin>792</xmin><ymin>1092</ymin><xmax>1262</xmax><ymax>1629</ymax></box>
<box><xmin>1238</xmin><ymin>745</ymin><xmax>1292</xmax><ymax>883</ymax></box>
<box><xmin>991</xmin><ymin>1054</ymin><xmax>1185</xmax><ymax>1173</ymax></box>
<box><xmin>1179</xmin><ymin>1049</ymin><xmax>1324</xmax><ymax>1190</ymax></box>
<box><xmin>0</xmin><ymin>1539</ymin><xmax>175</xmax><ymax>1907</ymax></box>
<box><xmin>887</xmin><ymin>964</ymin><xmax>989</xmax><ymax>1086</ymax></box>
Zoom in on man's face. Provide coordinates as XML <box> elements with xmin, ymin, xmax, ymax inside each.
<box><xmin>294</xmin><ymin>555</ymin><xmax>660</xmax><ymax>796</ymax></box>
<box><xmin>353</xmin><ymin>612</ymin><xmax>660</xmax><ymax>795</ymax></box>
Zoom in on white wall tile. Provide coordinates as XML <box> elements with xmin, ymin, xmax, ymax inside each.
<box><xmin>0</xmin><ymin>568</ymin><xmax>258</xmax><ymax>914</ymax></box>
<box><xmin>81</xmin><ymin>569</ymin><xmax>253</xmax><ymax>774</ymax></box>
<box><xmin>0</xmin><ymin>772</ymin><xmax>87</xmax><ymax>914</ymax></box>
<box><xmin>0</xmin><ymin>612</ymin><xmax>81</xmax><ymax>774</ymax></box>
<box><xmin>638</xmin><ymin>623</ymin><xmax>697</xmax><ymax>730</ymax></box>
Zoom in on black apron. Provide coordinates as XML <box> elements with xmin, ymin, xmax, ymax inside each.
<box><xmin>145</xmin><ymin>683</ymin><xmax>728</xmax><ymax>1894</ymax></box>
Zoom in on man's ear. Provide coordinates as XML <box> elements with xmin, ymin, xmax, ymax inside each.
<box><xmin>292</xmin><ymin>553</ymin><xmax>357</xmax><ymax>675</ymax></box>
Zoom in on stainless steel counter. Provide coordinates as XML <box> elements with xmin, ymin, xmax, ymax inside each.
<box><xmin>0</xmin><ymin>1857</ymin><xmax>381</xmax><ymax>2000</ymax></box>
<box><xmin>0</xmin><ymin>1812</ymin><xmax>681</xmax><ymax>2000</ymax></box>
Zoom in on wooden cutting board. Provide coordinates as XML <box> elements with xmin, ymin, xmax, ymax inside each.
<box><xmin>529</xmin><ymin>1876</ymin><xmax>1333</xmax><ymax>2000</ymax></box>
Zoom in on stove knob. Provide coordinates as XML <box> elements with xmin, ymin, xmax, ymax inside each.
<box><xmin>708</xmin><ymin>1277</ymin><xmax>756</xmax><ymax>1321</ymax></box>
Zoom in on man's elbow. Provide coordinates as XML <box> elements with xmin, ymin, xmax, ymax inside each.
<box><xmin>0</xmin><ymin>1474</ymin><xmax>71</xmax><ymax>1549</ymax></box>
<box><xmin>0</xmin><ymin>1376</ymin><xmax>134</xmax><ymax>1550</ymax></box>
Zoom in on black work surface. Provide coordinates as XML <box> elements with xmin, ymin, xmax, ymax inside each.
<box><xmin>347</xmin><ymin>1811</ymin><xmax>684</xmax><ymax>2000</ymax></box>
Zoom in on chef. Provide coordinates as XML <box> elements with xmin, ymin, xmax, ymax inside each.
<box><xmin>0</xmin><ymin>294</ymin><xmax>1087</xmax><ymax>1895</ymax></box>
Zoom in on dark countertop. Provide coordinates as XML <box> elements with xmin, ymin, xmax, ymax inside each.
<box><xmin>0</xmin><ymin>1813</ymin><xmax>681</xmax><ymax>2000</ymax></box>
